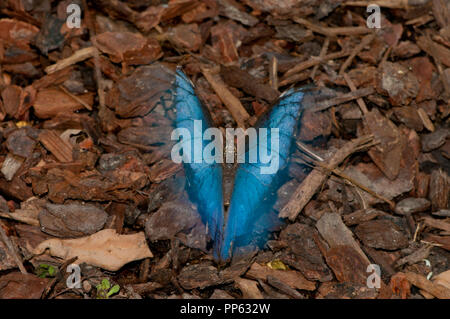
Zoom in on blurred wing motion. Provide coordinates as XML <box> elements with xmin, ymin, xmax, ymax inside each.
<box><xmin>219</xmin><ymin>89</ymin><xmax>305</xmax><ymax>260</ymax></box>
<box><xmin>174</xmin><ymin>69</ymin><xmax>224</xmax><ymax>257</ymax></box>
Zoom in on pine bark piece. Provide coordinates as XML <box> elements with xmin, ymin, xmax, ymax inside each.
<box><xmin>38</xmin><ymin>203</ymin><xmax>108</xmax><ymax>238</ymax></box>
<box><xmin>168</xmin><ymin>23</ymin><xmax>202</xmax><ymax>52</ymax></box>
<box><xmin>220</xmin><ymin>65</ymin><xmax>279</xmax><ymax>103</ymax></box>
<box><xmin>395</xmin><ymin>198</ymin><xmax>431</xmax><ymax>215</ymax></box>
<box><xmin>6</xmin><ymin>129</ymin><xmax>37</xmax><ymax>158</ymax></box>
<box><xmin>323</xmin><ymin>245</ymin><xmax>371</xmax><ymax>285</ymax></box>
<box><xmin>404</xmin><ymin>272</ymin><xmax>450</xmax><ymax>299</ymax></box>
<box><xmin>217</xmin><ymin>0</ymin><xmax>258</xmax><ymax>26</ymax></box>
<box><xmin>363</xmin><ymin>108</ymin><xmax>403</xmax><ymax>180</ymax></box>
<box><xmin>316</xmin><ymin>213</ymin><xmax>371</xmax><ymax>265</ymax></box>
<box><xmin>33</xmin><ymin>88</ymin><xmax>94</xmax><ymax>119</ymax></box>
<box><xmin>93</xmin><ymin>32</ymin><xmax>162</xmax><ymax>65</ymax></box>
<box><xmin>235</xmin><ymin>278</ymin><xmax>264</xmax><ymax>299</ymax></box>
<box><xmin>417</xmin><ymin>36</ymin><xmax>450</xmax><ymax>67</ymax></box>
<box><xmin>178</xmin><ymin>263</ymin><xmax>222</xmax><ymax>290</ymax></box>
<box><xmin>429</xmin><ymin>169</ymin><xmax>449</xmax><ymax>211</ymax></box>
<box><xmin>246</xmin><ymin>262</ymin><xmax>316</xmax><ymax>291</ymax></box>
<box><xmin>38</xmin><ymin>130</ymin><xmax>73</xmax><ymax>162</ymax></box>
<box><xmin>354</xmin><ymin>219</ymin><xmax>409</xmax><ymax>250</ymax></box>
<box><xmin>0</xmin><ymin>272</ymin><xmax>48</xmax><ymax>299</ymax></box>
<box><xmin>279</xmin><ymin>223</ymin><xmax>332</xmax><ymax>282</ymax></box>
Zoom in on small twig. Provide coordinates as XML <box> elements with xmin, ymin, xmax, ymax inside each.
<box><xmin>284</xmin><ymin>50</ymin><xmax>350</xmax><ymax>78</ymax></box>
<box><xmin>343</xmin><ymin>73</ymin><xmax>369</xmax><ymax>114</ymax></box>
<box><xmin>201</xmin><ymin>66</ymin><xmax>249</xmax><ymax>128</ymax></box>
<box><xmin>310</xmin><ymin>87</ymin><xmax>374</xmax><ymax>112</ymax></box>
<box><xmin>269</xmin><ymin>56</ymin><xmax>278</xmax><ymax>90</ymax></box>
<box><xmin>0</xmin><ymin>220</ymin><xmax>27</xmax><ymax>274</ymax></box>
<box><xmin>339</xmin><ymin>34</ymin><xmax>375</xmax><ymax>75</ymax></box>
<box><xmin>58</xmin><ymin>85</ymin><xmax>92</xmax><ymax>111</ymax></box>
<box><xmin>293</xmin><ymin>17</ymin><xmax>371</xmax><ymax>37</ymax></box>
<box><xmin>279</xmin><ymin>72</ymin><xmax>310</xmax><ymax>87</ymax></box>
<box><xmin>380</xmin><ymin>46</ymin><xmax>392</xmax><ymax>64</ymax></box>
<box><xmin>310</xmin><ymin>38</ymin><xmax>330</xmax><ymax>80</ymax></box>
<box><xmin>296</xmin><ymin>141</ymin><xmax>325</xmax><ymax>162</ymax></box>
<box><xmin>45</xmin><ymin>47</ymin><xmax>98</xmax><ymax>74</ymax></box>
<box><xmin>296</xmin><ymin>140</ymin><xmax>394</xmax><ymax>208</ymax></box>
<box><xmin>280</xmin><ymin>135</ymin><xmax>375</xmax><ymax>220</ymax></box>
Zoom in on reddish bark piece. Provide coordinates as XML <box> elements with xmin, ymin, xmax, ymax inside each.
<box><xmin>0</xmin><ymin>19</ymin><xmax>39</xmax><ymax>48</ymax></box>
<box><xmin>409</xmin><ymin>57</ymin><xmax>436</xmax><ymax>102</ymax></box>
<box><xmin>417</xmin><ymin>36</ymin><xmax>450</xmax><ymax>67</ymax></box>
<box><xmin>1</xmin><ymin>85</ymin><xmax>23</xmax><ymax>118</ymax></box>
<box><xmin>33</xmin><ymin>89</ymin><xmax>93</xmax><ymax>119</ymax></box>
<box><xmin>429</xmin><ymin>169</ymin><xmax>449</xmax><ymax>211</ymax></box>
<box><xmin>106</xmin><ymin>64</ymin><xmax>174</xmax><ymax>118</ymax></box>
<box><xmin>168</xmin><ymin>23</ymin><xmax>202</xmax><ymax>52</ymax></box>
<box><xmin>299</xmin><ymin>109</ymin><xmax>332</xmax><ymax>141</ymax></box>
<box><xmin>323</xmin><ymin>245</ymin><xmax>370</xmax><ymax>285</ymax></box>
<box><xmin>38</xmin><ymin>130</ymin><xmax>73</xmax><ymax>163</ymax></box>
<box><xmin>217</xmin><ymin>0</ymin><xmax>258</xmax><ymax>26</ymax></box>
<box><xmin>376</xmin><ymin>62</ymin><xmax>419</xmax><ymax>107</ymax></box>
<box><xmin>0</xmin><ymin>272</ymin><xmax>49</xmax><ymax>299</ymax></box>
<box><xmin>316</xmin><ymin>213</ymin><xmax>371</xmax><ymax>269</ymax></box>
<box><xmin>279</xmin><ymin>223</ymin><xmax>332</xmax><ymax>282</ymax></box>
<box><xmin>148</xmin><ymin>159</ymin><xmax>182</xmax><ymax>183</ymax></box>
<box><xmin>182</xmin><ymin>0</ymin><xmax>218</xmax><ymax>23</ymax></box>
<box><xmin>363</xmin><ymin>108</ymin><xmax>404</xmax><ymax>180</ymax></box>
<box><xmin>395</xmin><ymin>198</ymin><xmax>431</xmax><ymax>215</ymax></box>
<box><xmin>390</xmin><ymin>272</ymin><xmax>411</xmax><ymax>299</ymax></box>
<box><xmin>246</xmin><ymin>262</ymin><xmax>316</xmax><ymax>291</ymax></box>
<box><xmin>220</xmin><ymin>65</ymin><xmax>279</xmax><ymax>103</ymax></box>
<box><xmin>93</xmin><ymin>32</ymin><xmax>162</xmax><ymax>65</ymax></box>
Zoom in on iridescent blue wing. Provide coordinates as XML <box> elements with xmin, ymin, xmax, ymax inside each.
<box><xmin>173</xmin><ymin>69</ymin><xmax>224</xmax><ymax>257</ymax></box>
<box><xmin>219</xmin><ymin>89</ymin><xmax>305</xmax><ymax>260</ymax></box>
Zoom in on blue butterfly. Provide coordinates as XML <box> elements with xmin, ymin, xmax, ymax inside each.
<box><xmin>173</xmin><ymin>69</ymin><xmax>305</xmax><ymax>261</ymax></box>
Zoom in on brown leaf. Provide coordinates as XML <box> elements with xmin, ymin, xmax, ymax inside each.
<box><xmin>32</xmin><ymin>229</ymin><xmax>153</xmax><ymax>271</ymax></box>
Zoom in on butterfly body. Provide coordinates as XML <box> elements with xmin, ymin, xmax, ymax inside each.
<box><xmin>173</xmin><ymin>69</ymin><xmax>305</xmax><ymax>261</ymax></box>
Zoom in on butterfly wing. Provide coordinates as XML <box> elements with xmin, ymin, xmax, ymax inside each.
<box><xmin>219</xmin><ymin>89</ymin><xmax>305</xmax><ymax>260</ymax></box>
<box><xmin>173</xmin><ymin>70</ymin><xmax>225</xmax><ymax>257</ymax></box>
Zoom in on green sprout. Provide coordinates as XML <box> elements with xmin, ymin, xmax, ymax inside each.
<box><xmin>35</xmin><ymin>264</ymin><xmax>57</xmax><ymax>278</ymax></box>
<box><xmin>96</xmin><ymin>279</ymin><xmax>120</xmax><ymax>299</ymax></box>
